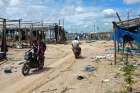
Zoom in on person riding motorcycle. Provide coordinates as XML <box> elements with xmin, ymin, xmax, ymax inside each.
<box><xmin>22</xmin><ymin>40</ymin><xmax>46</xmax><ymax>75</ymax></box>
<box><xmin>72</xmin><ymin>37</ymin><xmax>81</xmax><ymax>58</ymax></box>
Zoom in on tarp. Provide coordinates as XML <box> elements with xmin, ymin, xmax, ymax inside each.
<box><xmin>113</xmin><ymin>27</ymin><xmax>140</xmax><ymax>44</ymax></box>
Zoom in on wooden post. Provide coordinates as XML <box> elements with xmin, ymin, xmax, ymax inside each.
<box><xmin>24</xmin><ymin>27</ymin><xmax>27</xmax><ymax>43</ymax></box>
<box><xmin>18</xmin><ymin>19</ymin><xmax>21</xmax><ymax>43</ymax></box>
<box><xmin>113</xmin><ymin>24</ymin><xmax>117</xmax><ymax>65</ymax></box>
<box><xmin>58</xmin><ymin>21</ymin><xmax>60</xmax><ymax>43</ymax></box>
<box><xmin>117</xmin><ymin>41</ymin><xmax>119</xmax><ymax>52</ymax></box>
<box><xmin>41</xmin><ymin>21</ymin><xmax>44</xmax><ymax>41</ymax></box>
<box><xmin>30</xmin><ymin>24</ymin><xmax>33</xmax><ymax>46</ymax></box>
<box><xmin>123</xmin><ymin>39</ymin><xmax>125</xmax><ymax>57</ymax></box>
<box><xmin>1</xmin><ymin>19</ymin><xmax>7</xmax><ymax>57</ymax></box>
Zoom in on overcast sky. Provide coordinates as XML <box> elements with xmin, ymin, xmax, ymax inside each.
<box><xmin>0</xmin><ymin>0</ymin><xmax>140</xmax><ymax>33</ymax></box>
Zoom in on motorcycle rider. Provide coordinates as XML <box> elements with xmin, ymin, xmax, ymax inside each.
<box><xmin>37</xmin><ymin>38</ymin><xmax>46</xmax><ymax>70</ymax></box>
<box><xmin>72</xmin><ymin>37</ymin><xmax>81</xmax><ymax>57</ymax></box>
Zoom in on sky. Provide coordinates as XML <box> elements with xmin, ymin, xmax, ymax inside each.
<box><xmin>0</xmin><ymin>0</ymin><xmax>140</xmax><ymax>33</ymax></box>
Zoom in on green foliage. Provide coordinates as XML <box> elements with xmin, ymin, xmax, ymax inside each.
<box><xmin>117</xmin><ymin>57</ymin><xmax>123</xmax><ymax>62</ymax></box>
<box><xmin>122</xmin><ymin>64</ymin><xmax>136</xmax><ymax>76</ymax></box>
<box><xmin>121</xmin><ymin>64</ymin><xmax>137</xmax><ymax>92</ymax></box>
<box><xmin>119</xmin><ymin>90</ymin><xmax>128</xmax><ymax>93</ymax></box>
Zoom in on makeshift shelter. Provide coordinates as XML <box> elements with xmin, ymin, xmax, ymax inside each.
<box><xmin>90</xmin><ymin>32</ymin><xmax>112</xmax><ymax>40</ymax></box>
<box><xmin>113</xmin><ymin>17</ymin><xmax>140</xmax><ymax>64</ymax></box>
<box><xmin>0</xmin><ymin>20</ymin><xmax>67</xmax><ymax>49</ymax></box>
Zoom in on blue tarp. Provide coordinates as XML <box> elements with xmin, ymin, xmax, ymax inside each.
<box><xmin>113</xmin><ymin>27</ymin><xmax>140</xmax><ymax>44</ymax></box>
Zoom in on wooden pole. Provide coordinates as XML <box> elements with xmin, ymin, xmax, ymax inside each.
<box><xmin>1</xmin><ymin>19</ymin><xmax>7</xmax><ymax>57</ymax></box>
<box><xmin>123</xmin><ymin>39</ymin><xmax>125</xmax><ymax>57</ymax></box>
<box><xmin>18</xmin><ymin>19</ymin><xmax>21</xmax><ymax>43</ymax></box>
<box><xmin>58</xmin><ymin>21</ymin><xmax>60</xmax><ymax>43</ymax></box>
<box><xmin>118</xmin><ymin>41</ymin><xmax>119</xmax><ymax>52</ymax></box>
<box><xmin>30</xmin><ymin>24</ymin><xmax>33</xmax><ymax>46</ymax></box>
<box><xmin>113</xmin><ymin>24</ymin><xmax>117</xmax><ymax>65</ymax></box>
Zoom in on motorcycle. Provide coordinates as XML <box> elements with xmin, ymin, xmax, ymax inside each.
<box><xmin>22</xmin><ymin>49</ymin><xmax>44</xmax><ymax>76</ymax></box>
<box><xmin>72</xmin><ymin>47</ymin><xmax>81</xmax><ymax>58</ymax></box>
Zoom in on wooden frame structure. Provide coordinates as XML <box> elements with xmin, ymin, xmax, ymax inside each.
<box><xmin>113</xmin><ymin>17</ymin><xmax>140</xmax><ymax>65</ymax></box>
<box><xmin>0</xmin><ymin>19</ymin><xmax>67</xmax><ymax>48</ymax></box>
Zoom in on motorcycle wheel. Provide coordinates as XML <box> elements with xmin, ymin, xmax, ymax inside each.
<box><xmin>74</xmin><ymin>52</ymin><xmax>78</xmax><ymax>58</ymax></box>
<box><xmin>22</xmin><ymin>63</ymin><xmax>30</xmax><ymax>76</ymax></box>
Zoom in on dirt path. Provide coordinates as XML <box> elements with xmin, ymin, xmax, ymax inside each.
<box><xmin>32</xmin><ymin>41</ymin><xmax>119</xmax><ymax>93</ymax></box>
<box><xmin>0</xmin><ymin>44</ymin><xmax>71</xmax><ymax>93</ymax></box>
<box><xmin>1</xmin><ymin>53</ymin><xmax>75</xmax><ymax>93</ymax></box>
<box><xmin>0</xmin><ymin>41</ymin><xmax>139</xmax><ymax>93</ymax></box>
<box><xmin>0</xmin><ymin>41</ymin><xmax>116</xmax><ymax>93</ymax></box>
<box><xmin>0</xmin><ymin>43</ymin><xmax>88</xmax><ymax>93</ymax></box>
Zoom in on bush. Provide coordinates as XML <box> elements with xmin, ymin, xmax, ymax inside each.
<box><xmin>121</xmin><ymin>64</ymin><xmax>137</xmax><ymax>92</ymax></box>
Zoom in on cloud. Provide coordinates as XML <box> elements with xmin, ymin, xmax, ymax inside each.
<box><xmin>0</xmin><ymin>0</ymin><xmax>138</xmax><ymax>33</ymax></box>
<box><xmin>0</xmin><ymin>0</ymin><xmax>4</xmax><ymax>6</ymax></box>
<box><xmin>102</xmin><ymin>9</ymin><xmax>116</xmax><ymax>18</ymax></box>
<box><xmin>0</xmin><ymin>0</ymin><xmax>22</xmax><ymax>7</ymax></box>
<box><xmin>10</xmin><ymin>0</ymin><xmax>22</xmax><ymax>6</ymax></box>
<box><xmin>43</xmin><ymin>4</ymin><xmax>112</xmax><ymax>32</ymax></box>
<box><xmin>123</xmin><ymin>0</ymin><xmax>140</xmax><ymax>4</ymax></box>
<box><xmin>75</xmin><ymin>6</ymin><xmax>84</xmax><ymax>13</ymax></box>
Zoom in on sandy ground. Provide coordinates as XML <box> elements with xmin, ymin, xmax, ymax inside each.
<box><xmin>0</xmin><ymin>40</ymin><xmax>140</xmax><ymax>93</ymax></box>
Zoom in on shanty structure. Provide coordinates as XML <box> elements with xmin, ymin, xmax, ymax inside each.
<box><xmin>0</xmin><ymin>19</ymin><xmax>67</xmax><ymax>47</ymax></box>
<box><xmin>0</xmin><ymin>18</ymin><xmax>67</xmax><ymax>60</ymax></box>
<box><xmin>67</xmin><ymin>32</ymin><xmax>112</xmax><ymax>40</ymax></box>
<box><xmin>90</xmin><ymin>32</ymin><xmax>112</xmax><ymax>40</ymax></box>
<box><xmin>113</xmin><ymin>17</ymin><xmax>140</xmax><ymax>64</ymax></box>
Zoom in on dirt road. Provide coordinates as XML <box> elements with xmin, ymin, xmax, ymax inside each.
<box><xmin>0</xmin><ymin>41</ymin><xmax>139</xmax><ymax>93</ymax></box>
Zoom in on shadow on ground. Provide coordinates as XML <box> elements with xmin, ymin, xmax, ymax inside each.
<box><xmin>26</xmin><ymin>67</ymin><xmax>52</xmax><ymax>76</ymax></box>
<box><xmin>76</xmin><ymin>56</ymin><xmax>86</xmax><ymax>59</ymax></box>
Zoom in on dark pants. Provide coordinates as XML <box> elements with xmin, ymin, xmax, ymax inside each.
<box><xmin>38</xmin><ymin>55</ymin><xmax>45</xmax><ymax>70</ymax></box>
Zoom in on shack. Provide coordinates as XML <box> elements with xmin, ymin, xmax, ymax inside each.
<box><xmin>113</xmin><ymin>17</ymin><xmax>140</xmax><ymax>64</ymax></box>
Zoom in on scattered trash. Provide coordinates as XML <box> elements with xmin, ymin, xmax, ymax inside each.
<box><xmin>16</xmin><ymin>42</ymin><xmax>22</xmax><ymax>49</ymax></box>
<box><xmin>114</xmin><ymin>73</ymin><xmax>120</xmax><ymax>78</ymax></box>
<box><xmin>106</xmin><ymin>54</ymin><xmax>113</xmax><ymax>60</ymax></box>
<box><xmin>16</xmin><ymin>45</ymin><xmax>22</xmax><ymax>49</ymax></box>
<box><xmin>86</xmin><ymin>40</ymin><xmax>96</xmax><ymax>43</ymax></box>
<box><xmin>77</xmin><ymin>75</ymin><xmax>85</xmax><ymax>80</ymax></box>
<box><xmin>95</xmin><ymin>54</ymin><xmax>113</xmax><ymax>61</ymax></box>
<box><xmin>95</xmin><ymin>56</ymin><xmax>106</xmax><ymax>60</ymax></box>
<box><xmin>4</xmin><ymin>65</ymin><xmax>12</xmax><ymax>73</ymax></box>
<box><xmin>84</xmin><ymin>65</ymin><xmax>96</xmax><ymax>72</ymax></box>
<box><xmin>102</xmin><ymin>79</ymin><xmax>110</xmax><ymax>83</ymax></box>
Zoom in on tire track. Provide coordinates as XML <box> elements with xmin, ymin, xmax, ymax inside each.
<box><xmin>1</xmin><ymin>44</ymin><xmax>87</xmax><ymax>93</ymax></box>
<box><xmin>1</xmin><ymin>53</ymin><xmax>75</xmax><ymax>93</ymax></box>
